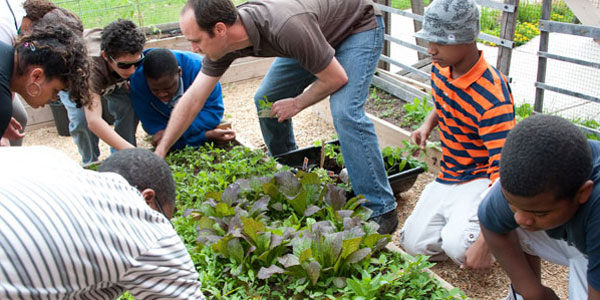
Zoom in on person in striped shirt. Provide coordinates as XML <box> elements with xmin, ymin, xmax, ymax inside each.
<box><xmin>398</xmin><ymin>0</ymin><xmax>516</xmax><ymax>271</ymax></box>
<box><xmin>0</xmin><ymin>147</ymin><xmax>206</xmax><ymax>299</ymax></box>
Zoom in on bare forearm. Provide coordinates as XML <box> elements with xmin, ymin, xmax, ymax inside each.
<box><xmin>295</xmin><ymin>78</ymin><xmax>344</xmax><ymax>110</ymax></box>
<box><xmin>481</xmin><ymin>227</ymin><xmax>548</xmax><ymax>298</ymax></box>
<box><xmin>85</xmin><ymin>94</ymin><xmax>134</xmax><ymax>150</ymax></box>
<box><xmin>88</xmin><ymin>118</ymin><xmax>135</xmax><ymax>150</ymax></box>
<box><xmin>295</xmin><ymin>57</ymin><xmax>347</xmax><ymax>110</ymax></box>
<box><xmin>421</xmin><ymin>111</ymin><xmax>439</xmax><ymax>133</ymax></box>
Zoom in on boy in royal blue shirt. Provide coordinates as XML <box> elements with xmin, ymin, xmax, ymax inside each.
<box><xmin>479</xmin><ymin>114</ymin><xmax>600</xmax><ymax>300</ymax></box>
<box><xmin>129</xmin><ymin>48</ymin><xmax>234</xmax><ymax>151</ymax></box>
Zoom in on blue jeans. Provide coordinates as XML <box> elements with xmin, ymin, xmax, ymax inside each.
<box><xmin>60</xmin><ymin>88</ymin><xmax>138</xmax><ymax>164</ymax></box>
<box><xmin>253</xmin><ymin>16</ymin><xmax>395</xmax><ymax>217</ymax></box>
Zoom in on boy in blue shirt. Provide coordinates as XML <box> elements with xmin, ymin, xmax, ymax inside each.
<box><xmin>129</xmin><ymin>48</ymin><xmax>235</xmax><ymax>151</ymax></box>
<box><xmin>478</xmin><ymin>114</ymin><xmax>600</xmax><ymax>300</ymax></box>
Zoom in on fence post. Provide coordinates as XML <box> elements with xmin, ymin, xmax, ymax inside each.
<box><xmin>377</xmin><ymin>0</ymin><xmax>391</xmax><ymax>71</ymax></box>
<box><xmin>411</xmin><ymin>0</ymin><xmax>427</xmax><ymax>60</ymax></box>
<box><xmin>534</xmin><ymin>0</ymin><xmax>552</xmax><ymax>113</ymax></box>
<box><xmin>496</xmin><ymin>0</ymin><xmax>518</xmax><ymax>76</ymax></box>
<box><xmin>135</xmin><ymin>0</ymin><xmax>145</xmax><ymax>33</ymax></box>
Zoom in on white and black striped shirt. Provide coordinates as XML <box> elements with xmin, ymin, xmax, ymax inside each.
<box><xmin>0</xmin><ymin>147</ymin><xmax>205</xmax><ymax>299</ymax></box>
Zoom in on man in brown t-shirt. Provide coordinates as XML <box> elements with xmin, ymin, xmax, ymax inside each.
<box><xmin>155</xmin><ymin>0</ymin><xmax>398</xmax><ymax>234</ymax></box>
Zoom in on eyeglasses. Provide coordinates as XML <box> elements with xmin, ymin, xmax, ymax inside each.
<box><xmin>109</xmin><ymin>52</ymin><xmax>144</xmax><ymax>70</ymax></box>
<box><xmin>153</xmin><ymin>196</ymin><xmax>173</xmax><ymax>226</ymax></box>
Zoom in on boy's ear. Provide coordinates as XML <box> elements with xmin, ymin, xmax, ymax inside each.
<box><xmin>575</xmin><ymin>180</ymin><xmax>594</xmax><ymax>205</ymax></box>
<box><xmin>101</xmin><ymin>50</ymin><xmax>109</xmax><ymax>62</ymax></box>
<box><xmin>141</xmin><ymin>188</ymin><xmax>157</xmax><ymax>209</ymax></box>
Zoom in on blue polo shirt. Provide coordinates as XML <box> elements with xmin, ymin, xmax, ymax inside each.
<box><xmin>129</xmin><ymin>49</ymin><xmax>224</xmax><ymax>150</ymax></box>
<box><xmin>478</xmin><ymin>140</ymin><xmax>600</xmax><ymax>290</ymax></box>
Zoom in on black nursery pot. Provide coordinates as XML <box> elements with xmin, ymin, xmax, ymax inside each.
<box><xmin>273</xmin><ymin>140</ymin><xmax>424</xmax><ymax>195</ymax></box>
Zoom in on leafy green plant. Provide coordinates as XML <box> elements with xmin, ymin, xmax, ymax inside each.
<box><xmin>342</xmin><ymin>253</ymin><xmax>466</xmax><ymax>300</ymax></box>
<box><xmin>165</xmin><ymin>144</ymin><xmax>463</xmax><ymax>299</ymax></box>
<box><xmin>572</xmin><ymin>117</ymin><xmax>600</xmax><ymax>141</ymax></box>
<box><xmin>258</xmin><ymin>95</ymin><xmax>274</xmax><ymax>118</ymax></box>
<box><xmin>515</xmin><ymin>103</ymin><xmax>534</xmax><ymax>122</ymax></box>
<box><xmin>166</xmin><ymin>143</ymin><xmax>282</xmax><ymax>210</ymax></box>
<box><xmin>381</xmin><ymin>141</ymin><xmax>429</xmax><ymax>172</ymax></box>
<box><xmin>401</xmin><ymin>97</ymin><xmax>433</xmax><ymax>130</ymax></box>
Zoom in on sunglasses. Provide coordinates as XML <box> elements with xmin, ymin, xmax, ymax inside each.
<box><xmin>109</xmin><ymin>52</ymin><xmax>144</xmax><ymax>69</ymax></box>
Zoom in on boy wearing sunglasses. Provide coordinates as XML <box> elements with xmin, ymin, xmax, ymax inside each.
<box><xmin>81</xmin><ymin>19</ymin><xmax>145</xmax><ymax>153</ymax></box>
<box><xmin>58</xmin><ymin>19</ymin><xmax>144</xmax><ymax>165</ymax></box>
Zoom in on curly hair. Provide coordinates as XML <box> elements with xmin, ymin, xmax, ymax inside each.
<box><xmin>23</xmin><ymin>0</ymin><xmax>57</xmax><ymax>22</ymax></box>
<box><xmin>500</xmin><ymin>114</ymin><xmax>593</xmax><ymax>199</ymax></box>
<box><xmin>101</xmin><ymin>19</ymin><xmax>146</xmax><ymax>58</ymax></box>
<box><xmin>183</xmin><ymin>0</ymin><xmax>237</xmax><ymax>37</ymax></box>
<box><xmin>33</xmin><ymin>7</ymin><xmax>84</xmax><ymax>35</ymax></box>
<box><xmin>15</xmin><ymin>24</ymin><xmax>91</xmax><ymax>107</ymax></box>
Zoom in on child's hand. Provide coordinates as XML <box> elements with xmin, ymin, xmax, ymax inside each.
<box><xmin>206</xmin><ymin>128</ymin><xmax>236</xmax><ymax>142</ymax></box>
<box><xmin>151</xmin><ymin>130</ymin><xmax>166</xmax><ymax>147</ymax></box>
<box><xmin>410</xmin><ymin>126</ymin><xmax>430</xmax><ymax>156</ymax></box>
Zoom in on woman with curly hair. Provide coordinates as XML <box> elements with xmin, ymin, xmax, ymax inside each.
<box><xmin>0</xmin><ymin>24</ymin><xmax>90</xmax><ymax>139</ymax></box>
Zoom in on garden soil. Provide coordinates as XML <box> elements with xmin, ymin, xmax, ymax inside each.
<box><xmin>23</xmin><ymin>77</ymin><xmax>568</xmax><ymax>299</ymax></box>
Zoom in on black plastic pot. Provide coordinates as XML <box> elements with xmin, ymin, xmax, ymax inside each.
<box><xmin>49</xmin><ymin>100</ymin><xmax>70</xmax><ymax>137</ymax></box>
<box><xmin>273</xmin><ymin>140</ymin><xmax>425</xmax><ymax>194</ymax></box>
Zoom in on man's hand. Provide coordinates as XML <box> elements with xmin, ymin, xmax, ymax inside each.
<box><xmin>0</xmin><ymin>137</ymin><xmax>10</xmax><ymax>147</ymax></box>
<box><xmin>151</xmin><ymin>130</ymin><xmax>165</xmax><ymax>147</ymax></box>
<box><xmin>206</xmin><ymin>128</ymin><xmax>236</xmax><ymax>142</ymax></box>
<box><xmin>270</xmin><ymin>98</ymin><xmax>302</xmax><ymax>122</ymax></box>
<box><xmin>3</xmin><ymin>117</ymin><xmax>25</xmax><ymax>141</ymax></box>
<box><xmin>461</xmin><ymin>232</ymin><xmax>494</xmax><ymax>272</ymax></box>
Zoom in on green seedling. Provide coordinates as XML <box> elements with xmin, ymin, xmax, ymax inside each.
<box><xmin>258</xmin><ymin>95</ymin><xmax>275</xmax><ymax>118</ymax></box>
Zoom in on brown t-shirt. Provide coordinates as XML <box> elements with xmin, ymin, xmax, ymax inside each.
<box><xmin>84</xmin><ymin>28</ymin><xmax>127</xmax><ymax>96</ymax></box>
<box><xmin>202</xmin><ymin>0</ymin><xmax>381</xmax><ymax>77</ymax></box>
<box><xmin>89</xmin><ymin>56</ymin><xmax>127</xmax><ymax>96</ymax></box>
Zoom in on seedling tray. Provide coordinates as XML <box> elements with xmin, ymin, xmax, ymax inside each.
<box><xmin>274</xmin><ymin>140</ymin><xmax>424</xmax><ymax>194</ymax></box>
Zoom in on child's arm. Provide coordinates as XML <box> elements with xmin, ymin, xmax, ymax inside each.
<box><xmin>481</xmin><ymin>226</ymin><xmax>560</xmax><ymax>300</ymax></box>
<box><xmin>85</xmin><ymin>92</ymin><xmax>135</xmax><ymax>150</ymax></box>
<box><xmin>410</xmin><ymin>111</ymin><xmax>438</xmax><ymax>149</ymax></box>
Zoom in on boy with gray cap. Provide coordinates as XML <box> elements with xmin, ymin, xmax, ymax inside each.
<box><xmin>398</xmin><ymin>0</ymin><xmax>516</xmax><ymax>271</ymax></box>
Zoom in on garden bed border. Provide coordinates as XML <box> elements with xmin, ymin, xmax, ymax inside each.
<box><xmin>310</xmin><ymin>99</ymin><xmax>442</xmax><ymax>175</ymax></box>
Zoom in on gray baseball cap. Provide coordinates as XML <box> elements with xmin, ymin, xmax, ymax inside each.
<box><xmin>414</xmin><ymin>0</ymin><xmax>480</xmax><ymax>45</ymax></box>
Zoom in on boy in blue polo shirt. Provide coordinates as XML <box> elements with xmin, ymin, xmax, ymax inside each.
<box><xmin>479</xmin><ymin>114</ymin><xmax>600</xmax><ymax>300</ymax></box>
<box><xmin>129</xmin><ymin>48</ymin><xmax>235</xmax><ymax>151</ymax></box>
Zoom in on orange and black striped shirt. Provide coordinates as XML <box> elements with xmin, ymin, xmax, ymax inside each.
<box><xmin>431</xmin><ymin>52</ymin><xmax>515</xmax><ymax>184</ymax></box>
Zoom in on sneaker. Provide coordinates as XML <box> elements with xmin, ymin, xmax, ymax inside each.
<box><xmin>502</xmin><ymin>285</ymin><xmax>524</xmax><ymax>300</ymax></box>
<box><xmin>369</xmin><ymin>209</ymin><xmax>399</xmax><ymax>234</ymax></box>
